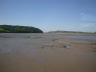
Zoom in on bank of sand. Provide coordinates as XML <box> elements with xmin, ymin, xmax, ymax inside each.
<box><xmin>0</xmin><ymin>33</ymin><xmax>96</xmax><ymax>72</ymax></box>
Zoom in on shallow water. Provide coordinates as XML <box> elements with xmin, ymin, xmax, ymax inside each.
<box><xmin>0</xmin><ymin>33</ymin><xmax>96</xmax><ymax>40</ymax></box>
<box><xmin>63</xmin><ymin>35</ymin><xmax>96</xmax><ymax>40</ymax></box>
<box><xmin>0</xmin><ymin>33</ymin><xmax>96</xmax><ymax>72</ymax></box>
<box><xmin>69</xmin><ymin>39</ymin><xmax>90</xmax><ymax>43</ymax></box>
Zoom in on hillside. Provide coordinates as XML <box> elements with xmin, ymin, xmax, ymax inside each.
<box><xmin>48</xmin><ymin>31</ymin><xmax>95</xmax><ymax>34</ymax></box>
<box><xmin>0</xmin><ymin>25</ymin><xmax>43</xmax><ymax>33</ymax></box>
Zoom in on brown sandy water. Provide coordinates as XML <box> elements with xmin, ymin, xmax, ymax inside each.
<box><xmin>0</xmin><ymin>33</ymin><xmax>96</xmax><ymax>72</ymax></box>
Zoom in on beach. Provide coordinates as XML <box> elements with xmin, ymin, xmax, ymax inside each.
<box><xmin>0</xmin><ymin>33</ymin><xmax>96</xmax><ymax>72</ymax></box>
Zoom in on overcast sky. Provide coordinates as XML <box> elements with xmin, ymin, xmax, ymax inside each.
<box><xmin>0</xmin><ymin>0</ymin><xmax>96</xmax><ymax>32</ymax></box>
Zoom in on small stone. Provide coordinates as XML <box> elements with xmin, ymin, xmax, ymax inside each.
<box><xmin>64</xmin><ymin>45</ymin><xmax>67</xmax><ymax>48</ymax></box>
<box><xmin>64</xmin><ymin>45</ymin><xmax>70</xmax><ymax>48</ymax></box>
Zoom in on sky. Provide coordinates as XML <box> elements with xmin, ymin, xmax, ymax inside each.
<box><xmin>0</xmin><ymin>0</ymin><xmax>96</xmax><ymax>32</ymax></box>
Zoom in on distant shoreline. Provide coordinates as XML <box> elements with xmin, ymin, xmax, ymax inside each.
<box><xmin>48</xmin><ymin>31</ymin><xmax>96</xmax><ymax>34</ymax></box>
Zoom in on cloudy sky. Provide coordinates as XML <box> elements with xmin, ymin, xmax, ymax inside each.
<box><xmin>0</xmin><ymin>0</ymin><xmax>96</xmax><ymax>32</ymax></box>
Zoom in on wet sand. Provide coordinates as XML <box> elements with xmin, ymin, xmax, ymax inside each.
<box><xmin>0</xmin><ymin>33</ymin><xmax>96</xmax><ymax>72</ymax></box>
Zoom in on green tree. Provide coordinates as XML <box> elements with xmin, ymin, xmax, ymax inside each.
<box><xmin>0</xmin><ymin>25</ymin><xmax>43</xmax><ymax>33</ymax></box>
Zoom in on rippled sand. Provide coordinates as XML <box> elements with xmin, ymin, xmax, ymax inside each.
<box><xmin>0</xmin><ymin>33</ymin><xmax>96</xmax><ymax>72</ymax></box>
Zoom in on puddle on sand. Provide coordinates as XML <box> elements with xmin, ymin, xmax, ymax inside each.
<box><xmin>69</xmin><ymin>40</ymin><xmax>90</xmax><ymax>43</ymax></box>
<box><xmin>41</xmin><ymin>43</ymin><xmax>71</xmax><ymax>49</ymax></box>
<box><xmin>0</xmin><ymin>48</ymin><xmax>12</xmax><ymax>54</ymax></box>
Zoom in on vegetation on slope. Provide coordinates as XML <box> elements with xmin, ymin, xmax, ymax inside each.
<box><xmin>0</xmin><ymin>25</ymin><xmax>43</xmax><ymax>33</ymax></box>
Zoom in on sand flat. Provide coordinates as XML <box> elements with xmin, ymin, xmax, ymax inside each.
<box><xmin>0</xmin><ymin>33</ymin><xmax>96</xmax><ymax>72</ymax></box>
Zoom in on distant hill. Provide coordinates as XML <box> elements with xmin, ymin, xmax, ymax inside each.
<box><xmin>0</xmin><ymin>25</ymin><xmax>43</xmax><ymax>33</ymax></box>
<box><xmin>48</xmin><ymin>31</ymin><xmax>93</xmax><ymax>34</ymax></box>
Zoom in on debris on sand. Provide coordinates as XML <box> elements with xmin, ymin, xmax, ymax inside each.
<box><xmin>64</xmin><ymin>45</ymin><xmax>70</xmax><ymax>48</ymax></box>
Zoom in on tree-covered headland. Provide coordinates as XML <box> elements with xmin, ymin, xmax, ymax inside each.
<box><xmin>0</xmin><ymin>25</ymin><xmax>43</xmax><ymax>33</ymax></box>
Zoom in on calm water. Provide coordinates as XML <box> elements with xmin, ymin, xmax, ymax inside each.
<box><xmin>0</xmin><ymin>33</ymin><xmax>96</xmax><ymax>40</ymax></box>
